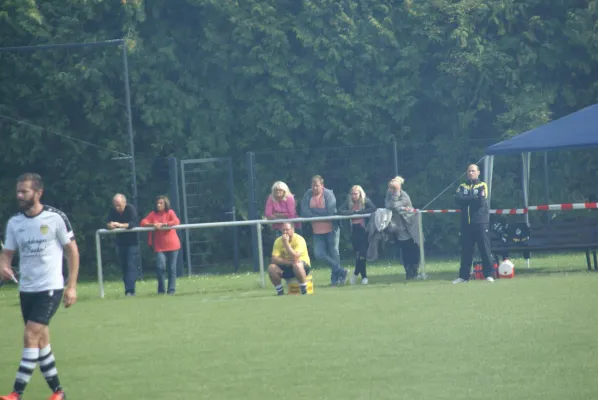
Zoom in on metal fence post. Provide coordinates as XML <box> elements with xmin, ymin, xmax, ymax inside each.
<box><xmin>247</xmin><ymin>152</ymin><xmax>259</xmax><ymax>272</ymax></box>
<box><xmin>256</xmin><ymin>222</ymin><xmax>265</xmax><ymax>288</ymax></box>
<box><xmin>168</xmin><ymin>156</ymin><xmax>184</xmax><ymax>276</ymax></box>
<box><xmin>392</xmin><ymin>137</ymin><xmax>399</xmax><ymax>176</ymax></box>
<box><xmin>95</xmin><ymin>230</ymin><xmax>105</xmax><ymax>298</ymax></box>
<box><xmin>122</xmin><ymin>41</ymin><xmax>144</xmax><ymax>280</ymax></box>
<box><xmin>543</xmin><ymin>152</ymin><xmax>551</xmax><ymax>223</ymax></box>
<box><xmin>122</xmin><ymin>41</ymin><xmax>138</xmax><ymax>212</ymax></box>
<box><xmin>180</xmin><ymin>160</ymin><xmax>193</xmax><ymax>276</ymax></box>
<box><xmin>417</xmin><ymin>210</ymin><xmax>427</xmax><ymax>279</ymax></box>
<box><xmin>227</xmin><ymin>158</ymin><xmax>240</xmax><ymax>272</ymax></box>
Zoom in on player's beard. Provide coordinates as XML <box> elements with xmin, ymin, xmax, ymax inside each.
<box><xmin>18</xmin><ymin>198</ymin><xmax>35</xmax><ymax>211</ymax></box>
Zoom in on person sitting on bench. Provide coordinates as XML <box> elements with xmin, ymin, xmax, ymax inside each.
<box><xmin>268</xmin><ymin>222</ymin><xmax>311</xmax><ymax>295</ymax></box>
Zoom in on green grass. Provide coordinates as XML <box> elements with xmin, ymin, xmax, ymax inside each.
<box><xmin>1</xmin><ymin>253</ymin><xmax>597</xmax><ymax>399</ymax></box>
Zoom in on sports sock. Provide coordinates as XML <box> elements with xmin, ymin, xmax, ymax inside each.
<box><xmin>13</xmin><ymin>348</ymin><xmax>39</xmax><ymax>394</ymax></box>
<box><xmin>299</xmin><ymin>282</ymin><xmax>307</xmax><ymax>294</ymax></box>
<box><xmin>275</xmin><ymin>284</ymin><xmax>284</xmax><ymax>295</ymax></box>
<box><xmin>39</xmin><ymin>345</ymin><xmax>62</xmax><ymax>393</ymax></box>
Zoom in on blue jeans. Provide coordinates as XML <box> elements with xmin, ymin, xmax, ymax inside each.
<box><xmin>313</xmin><ymin>229</ymin><xmax>343</xmax><ymax>283</ymax></box>
<box><xmin>116</xmin><ymin>245</ymin><xmax>140</xmax><ymax>295</ymax></box>
<box><xmin>156</xmin><ymin>250</ymin><xmax>179</xmax><ymax>294</ymax></box>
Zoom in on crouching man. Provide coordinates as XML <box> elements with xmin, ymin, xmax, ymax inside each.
<box><xmin>268</xmin><ymin>222</ymin><xmax>311</xmax><ymax>295</ymax></box>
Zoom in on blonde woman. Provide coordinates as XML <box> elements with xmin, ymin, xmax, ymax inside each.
<box><xmin>264</xmin><ymin>181</ymin><xmax>300</xmax><ymax>236</ymax></box>
<box><xmin>385</xmin><ymin>176</ymin><xmax>422</xmax><ymax>280</ymax></box>
<box><xmin>339</xmin><ymin>185</ymin><xmax>376</xmax><ymax>284</ymax></box>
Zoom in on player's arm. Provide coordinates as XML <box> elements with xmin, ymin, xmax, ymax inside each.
<box><xmin>106</xmin><ymin>209</ymin><xmax>117</xmax><ymax>229</ymax></box>
<box><xmin>282</xmin><ymin>240</ymin><xmax>300</xmax><ymax>261</ymax></box>
<box><xmin>361</xmin><ymin>198</ymin><xmax>377</xmax><ymax>214</ymax></box>
<box><xmin>471</xmin><ymin>183</ymin><xmax>488</xmax><ymax>205</ymax></box>
<box><xmin>454</xmin><ymin>185</ymin><xmax>473</xmax><ymax>205</ymax></box>
<box><xmin>63</xmin><ymin>241</ymin><xmax>79</xmax><ymax>308</ymax></box>
<box><xmin>287</xmin><ymin>237</ymin><xmax>308</xmax><ymax>262</ymax></box>
<box><xmin>271</xmin><ymin>241</ymin><xmax>292</xmax><ymax>265</ymax></box>
<box><xmin>166</xmin><ymin>210</ymin><xmax>180</xmax><ymax>227</ymax></box>
<box><xmin>0</xmin><ymin>249</ymin><xmax>16</xmax><ymax>281</ymax></box>
<box><xmin>271</xmin><ymin>255</ymin><xmax>291</xmax><ymax>265</ymax></box>
<box><xmin>57</xmin><ymin>213</ymin><xmax>79</xmax><ymax>307</ymax></box>
<box><xmin>0</xmin><ymin>222</ymin><xmax>18</xmax><ymax>281</ymax></box>
<box><xmin>271</xmin><ymin>252</ymin><xmax>291</xmax><ymax>265</ymax></box>
<box><xmin>118</xmin><ymin>206</ymin><xmax>138</xmax><ymax>229</ymax></box>
<box><xmin>139</xmin><ymin>211</ymin><xmax>154</xmax><ymax>227</ymax></box>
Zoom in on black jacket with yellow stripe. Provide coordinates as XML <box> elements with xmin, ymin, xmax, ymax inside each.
<box><xmin>454</xmin><ymin>179</ymin><xmax>490</xmax><ymax>225</ymax></box>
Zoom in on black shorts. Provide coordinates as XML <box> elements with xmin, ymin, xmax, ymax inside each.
<box><xmin>20</xmin><ymin>289</ymin><xmax>63</xmax><ymax>326</ymax></box>
<box><xmin>278</xmin><ymin>262</ymin><xmax>311</xmax><ymax>280</ymax></box>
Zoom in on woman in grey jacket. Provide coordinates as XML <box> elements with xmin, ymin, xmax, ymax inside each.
<box><xmin>339</xmin><ymin>185</ymin><xmax>377</xmax><ymax>284</ymax></box>
<box><xmin>385</xmin><ymin>176</ymin><xmax>421</xmax><ymax>280</ymax></box>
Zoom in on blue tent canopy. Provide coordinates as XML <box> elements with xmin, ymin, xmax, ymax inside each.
<box><xmin>483</xmin><ymin>104</ymin><xmax>598</xmax><ymax>223</ymax></box>
<box><xmin>486</xmin><ymin>104</ymin><xmax>598</xmax><ymax>155</ymax></box>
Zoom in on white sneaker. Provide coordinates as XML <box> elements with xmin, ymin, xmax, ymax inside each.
<box><xmin>486</xmin><ymin>277</ymin><xmax>495</xmax><ymax>283</ymax></box>
<box><xmin>361</xmin><ymin>277</ymin><xmax>369</xmax><ymax>285</ymax></box>
<box><xmin>452</xmin><ymin>278</ymin><xmax>468</xmax><ymax>284</ymax></box>
<box><xmin>350</xmin><ymin>274</ymin><xmax>358</xmax><ymax>285</ymax></box>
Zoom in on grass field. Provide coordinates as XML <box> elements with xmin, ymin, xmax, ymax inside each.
<box><xmin>1</xmin><ymin>253</ymin><xmax>597</xmax><ymax>399</ymax></box>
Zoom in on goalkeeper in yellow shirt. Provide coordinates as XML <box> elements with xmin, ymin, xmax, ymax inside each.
<box><xmin>268</xmin><ymin>222</ymin><xmax>311</xmax><ymax>295</ymax></box>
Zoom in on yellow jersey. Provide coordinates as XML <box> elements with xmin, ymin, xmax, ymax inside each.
<box><xmin>272</xmin><ymin>233</ymin><xmax>310</xmax><ymax>266</ymax></box>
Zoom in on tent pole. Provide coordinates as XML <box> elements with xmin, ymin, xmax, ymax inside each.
<box><xmin>543</xmin><ymin>152</ymin><xmax>550</xmax><ymax>222</ymax></box>
<box><xmin>521</xmin><ymin>153</ymin><xmax>530</xmax><ymax>225</ymax></box>
<box><xmin>484</xmin><ymin>155</ymin><xmax>493</xmax><ymax>207</ymax></box>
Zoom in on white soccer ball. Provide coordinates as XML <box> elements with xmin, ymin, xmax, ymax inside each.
<box><xmin>498</xmin><ymin>259</ymin><xmax>515</xmax><ymax>278</ymax></box>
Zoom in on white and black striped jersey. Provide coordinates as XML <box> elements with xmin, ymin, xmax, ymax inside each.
<box><xmin>4</xmin><ymin>205</ymin><xmax>75</xmax><ymax>292</ymax></box>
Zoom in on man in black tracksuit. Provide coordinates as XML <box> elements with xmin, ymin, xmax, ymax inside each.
<box><xmin>453</xmin><ymin>164</ymin><xmax>494</xmax><ymax>283</ymax></box>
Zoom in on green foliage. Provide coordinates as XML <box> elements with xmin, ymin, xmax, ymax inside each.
<box><xmin>1</xmin><ymin>0</ymin><xmax>597</xmax><ymax>266</ymax></box>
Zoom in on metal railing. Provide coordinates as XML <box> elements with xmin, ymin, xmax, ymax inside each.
<box><xmin>95</xmin><ymin>211</ymin><xmax>425</xmax><ymax>298</ymax></box>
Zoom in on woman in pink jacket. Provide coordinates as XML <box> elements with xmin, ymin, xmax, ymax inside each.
<box><xmin>140</xmin><ymin>195</ymin><xmax>181</xmax><ymax>294</ymax></box>
<box><xmin>264</xmin><ymin>181</ymin><xmax>300</xmax><ymax>236</ymax></box>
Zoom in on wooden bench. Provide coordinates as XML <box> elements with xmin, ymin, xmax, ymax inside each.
<box><xmin>490</xmin><ymin>218</ymin><xmax>598</xmax><ymax>270</ymax></box>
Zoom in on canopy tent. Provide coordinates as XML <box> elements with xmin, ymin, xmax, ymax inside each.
<box><xmin>483</xmin><ymin>103</ymin><xmax>598</xmax><ymax>223</ymax></box>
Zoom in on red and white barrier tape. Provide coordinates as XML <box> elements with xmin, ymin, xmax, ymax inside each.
<box><xmin>418</xmin><ymin>202</ymin><xmax>598</xmax><ymax>215</ymax></box>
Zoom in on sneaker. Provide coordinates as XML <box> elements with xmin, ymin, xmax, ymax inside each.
<box><xmin>0</xmin><ymin>393</ymin><xmax>21</xmax><ymax>400</ymax></box>
<box><xmin>452</xmin><ymin>277</ymin><xmax>468</xmax><ymax>284</ymax></box>
<box><xmin>361</xmin><ymin>277</ymin><xmax>369</xmax><ymax>285</ymax></box>
<box><xmin>486</xmin><ymin>277</ymin><xmax>495</xmax><ymax>283</ymax></box>
<box><xmin>48</xmin><ymin>391</ymin><xmax>66</xmax><ymax>400</ymax></box>
<box><xmin>350</xmin><ymin>274</ymin><xmax>358</xmax><ymax>285</ymax></box>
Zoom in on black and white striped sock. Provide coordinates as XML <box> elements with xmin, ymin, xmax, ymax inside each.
<box><xmin>300</xmin><ymin>282</ymin><xmax>307</xmax><ymax>294</ymax></box>
<box><xmin>275</xmin><ymin>284</ymin><xmax>284</xmax><ymax>295</ymax></box>
<box><xmin>39</xmin><ymin>345</ymin><xmax>62</xmax><ymax>393</ymax></box>
<box><xmin>13</xmin><ymin>348</ymin><xmax>39</xmax><ymax>394</ymax></box>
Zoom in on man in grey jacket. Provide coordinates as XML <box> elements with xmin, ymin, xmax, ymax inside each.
<box><xmin>300</xmin><ymin>175</ymin><xmax>347</xmax><ymax>285</ymax></box>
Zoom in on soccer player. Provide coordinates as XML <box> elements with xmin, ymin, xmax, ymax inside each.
<box><xmin>268</xmin><ymin>222</ymin><xmax>311</xmax><ymax>295</ymax></box>
<box><xmin>0</xmin><ymin>173</ymin><xmax>80</xmax><ymax>400</ymax></box>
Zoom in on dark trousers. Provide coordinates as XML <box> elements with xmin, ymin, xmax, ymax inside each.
<box><xmin>398</xmin><ymin>238</ymin><xmax>420</xmax><ymax>279</ymax></box>
<box><xmin>459</xmin><ymin>223</ymin><xmax>493</xmax><ymax>280</ymax></box>
<box><xmin>351</xmin><ymin>224</ymin><xmax>368</xmax><ymax>277</ymax></box>
<box><xmin>116</xmin><ymin>244</ymin><xmax>140</xmax><ymax>294</ymax></box>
